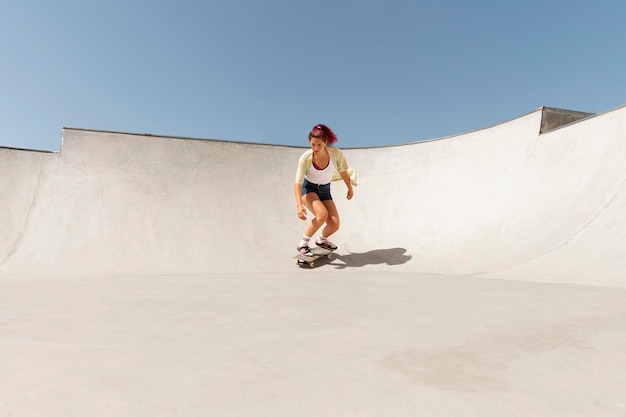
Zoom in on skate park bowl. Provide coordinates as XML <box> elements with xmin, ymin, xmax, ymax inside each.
<box><xmin>2</xmin><ymin>105</ymin><xmax>625</xmax><ymax>416</ymax></box>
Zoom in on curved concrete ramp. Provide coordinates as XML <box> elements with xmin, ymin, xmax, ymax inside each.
<box><xmin>2</xmin><ymin>106</ymin><xmax>626</xmax><ymax>417</ymax></box>
<box><xmin>2</xmin><ymin>106</ymin><xmax>626</xmax><ymax>287</ymax></box>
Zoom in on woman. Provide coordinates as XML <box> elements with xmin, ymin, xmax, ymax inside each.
<box><xmin>294</xmin><ymin>124</ymin><xmax>355</xmax><ymax>257</ymax></box>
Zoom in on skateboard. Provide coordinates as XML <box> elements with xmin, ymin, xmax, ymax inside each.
<box><xmin>294</xmin><ymin>247</ymin><xmax>334</xmax><ymax>268</ymax></box>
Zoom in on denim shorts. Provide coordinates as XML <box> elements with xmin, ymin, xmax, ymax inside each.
<box><xmin>301</xmin><ymin>178</ymin><xmax>333</xmax><ymax>201</ymax></box>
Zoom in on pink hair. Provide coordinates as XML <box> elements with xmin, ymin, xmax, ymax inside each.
<box><xmin>309</xmin><ymin>124</ymin><xmax>338</xmax><ymax>146</ymax></box>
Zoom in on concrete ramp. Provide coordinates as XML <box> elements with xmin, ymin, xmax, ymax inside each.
<box><xmin>2</xmin><ymin>106</ymin><xmax>626</xmax><ymax>286</ymax></box>
<box><xmin>3</xmin><ymin>106</ymin><xmax>626</xmax><ymax>417</ymax></box>
<box><xmin>2</xmin><ymin>133</ymin><xmax>305</xmax><ymax>276</ymax></box>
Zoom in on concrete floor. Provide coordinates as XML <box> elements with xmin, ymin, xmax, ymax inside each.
<box><xmin>2</xmin><ymin>272</ymin><xmax>625</xmax><ymax>416</ymax></box>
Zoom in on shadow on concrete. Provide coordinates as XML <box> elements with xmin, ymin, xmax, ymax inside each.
<box><xmin>329</xmin><ymin>248</ymin><xmax>412</xmax><ymax>269</ymax></box>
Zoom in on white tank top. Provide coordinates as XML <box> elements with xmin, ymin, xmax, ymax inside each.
<box><xmin>305</xmin><ymin>159</ymin><xmax>334</xmax><ymax>185</ymax></box>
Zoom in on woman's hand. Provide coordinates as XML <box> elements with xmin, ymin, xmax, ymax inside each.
<box><xmin>339</xmin><ymin>171</ymin><xmax>354</xmax><ymax>201</ymax></box>
<box><xmin>297</xmin><ymin>206</ymin><xmax>307</xmax><ymax>220</ymax></box>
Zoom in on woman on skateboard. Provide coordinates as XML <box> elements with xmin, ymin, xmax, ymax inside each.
<box><xmin>294</xmin><ymin>124</ymin><xmax>356</xmax><ymax>258</ymax></box>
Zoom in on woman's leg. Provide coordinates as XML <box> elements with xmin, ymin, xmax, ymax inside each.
<box><xmin>320</xmin><ymin>199</ymin><xmax>340</xmax><ymax>238</ymax></box>
<box><xmin>301</xmin><ymin>193</ymin><xmax>329</xmax><ymax>238</ymax></box>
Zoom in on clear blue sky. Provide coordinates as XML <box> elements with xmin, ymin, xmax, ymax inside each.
<box><xmin>1</xmin><ymin>0</ymin><xmax>625</xmax><ymax>151</ymax></box>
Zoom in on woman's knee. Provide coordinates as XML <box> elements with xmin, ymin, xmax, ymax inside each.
<box><xmin>326</xmin><ymin>214</ymin><xmax>340</xmax><ymax>230</ymax></box>
<box><xmin>314</xmin><ymin>207</ymin><xmax>329</xmax><ymax>223</ymax></box>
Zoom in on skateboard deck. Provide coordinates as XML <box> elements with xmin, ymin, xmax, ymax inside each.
<box><xmin>294</xmin><ymin>247</ymin><xmax>334</xmax><ymax>268</ymax></box>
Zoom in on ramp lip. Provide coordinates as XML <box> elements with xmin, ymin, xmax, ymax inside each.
<box><xmin>60</xmin><ymin>104</ymin><xmax>614</xmax><ymax>151</ymax></box>
<box><xmin>62</xmin><ymin>108</ymin><xmax>543</xmax><ymax>150</ymax></box>
<box><xmin>0</xmin><ymin>145</ymin><xmax>58</xmax><ymax>154</ymax></box>
<box><xmin>3</xmin><ymin>104</ymin><xmax>624</xmax><ymax>153</ymax></box>
<box><xmin>61</xmin><ymin>126</ymin><xmax>309</xmax><ymax>150</ymax></box>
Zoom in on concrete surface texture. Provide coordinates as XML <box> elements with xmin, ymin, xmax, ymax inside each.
<box><xmin>1</xmin><ymin>105</ymin><xmax>626</xmax><ymax>416</ymax></box>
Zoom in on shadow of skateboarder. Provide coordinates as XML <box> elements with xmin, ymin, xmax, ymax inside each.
<box><xmin>330</xmin><ymin>248</ymin><xmax>412</xmax><ymax>269</ymax></box>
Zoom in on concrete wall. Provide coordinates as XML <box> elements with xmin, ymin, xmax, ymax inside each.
<box><xmin>1</xmin><ymin>105</ymin><xmax>625</xmax><ymax>287</ymax></box>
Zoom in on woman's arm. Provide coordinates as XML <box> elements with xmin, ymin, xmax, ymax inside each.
<box><xmin>294</xmin><ymin>183</ymin><xmax>307</xmax><ymax>219</ymax></box>
<box><xmin>339</xmin><ymin>170</ymin><xmax>354</xmax><ymax>200</ymax></box>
